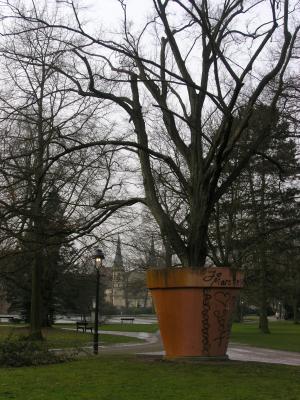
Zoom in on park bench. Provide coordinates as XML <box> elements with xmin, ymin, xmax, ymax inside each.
<box><xmin>9</xmin><ymin>317</ymin><xmax>22</xmax><ymax>324</ymax></box>
<box><xmin>120</xmin><ymin>317</ymin><xmax>135</xmax><ymax>324</ymax></box>
<box><xmin>0</xmin><ymin>315</ymin><xmax>22</xmax><ymax>323</ymax></box>
<box><xmin>76</xmin><ymin>321</ymin><xmax>94</xmax><ymax>333</ymax></box>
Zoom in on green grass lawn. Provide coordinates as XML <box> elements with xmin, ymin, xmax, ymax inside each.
<box><xmin>55</xmin><ymin>323</ymin><xmax>159</xmax><ymax>333</ymax></box>
<box><xmin>242</xmin><ymin>315</ymin><xmax>259</xmax><ymax>322</ymax></box>
<box><xmin>230</xmin><ymin>321</ymin><xmax>300</xmax><ymax>352</ymax></box>
<box><xmin>56</xmin><ymin>322</ymin><xmax>159</xmax><ymax>333</ymax></box>
<box><xmin>99</xmin><ymin>323</ymin><xmax>158</xmax><ymax>333</ymax></box>
<box><xmin>0</xmin><ymin>355</ymin><xmax>299</xmax><ymax>400</ymax></box>
<box><xmin>0</xmin><ymin>326</ymin><xmax>143</xmax><ymax>348</ymax></box>
<box><xmin>54</xmin><ymin>320</ymin><xmax>300</xmax><ymax>352</ymax></box>
<box><xmin>2</xmin><ymin>320</ymin><xmax>299</xmax><ymax>352</ymax></box>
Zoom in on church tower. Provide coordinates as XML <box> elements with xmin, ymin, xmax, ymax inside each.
<box><xmin>111</xmin><ymin>235</ymin><xmax>125</xmax><ymax>307</ymax></box>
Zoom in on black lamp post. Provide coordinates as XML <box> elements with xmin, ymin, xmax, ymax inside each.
<box><xmin>93</xmin><ymin>248</ymin><xmax>105</xmax><ymax>355</ymax></box>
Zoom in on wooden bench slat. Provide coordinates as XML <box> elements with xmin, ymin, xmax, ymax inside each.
<box><xmin>120</xmin><ymin>317</ymin><xmax>135</xmax><ymax>324</ymax></box>
<box><xmin>76</xmin><ymin>321</ymin><xmax>94</xmax><ymax>333</ymax></box>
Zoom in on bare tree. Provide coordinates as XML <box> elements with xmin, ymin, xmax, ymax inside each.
<box><xmin>0</xmin><ymin>14</ymin><xmax>130</xmax><ymax>338</ymax></box>
<box><xmin>1</xmin><ymin>0</ymin><xmax>299</xmax><ymax>269</ymax></box>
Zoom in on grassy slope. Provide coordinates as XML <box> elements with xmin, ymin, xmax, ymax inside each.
<box><xmin>0</xmin><ymin>326</ymin><xmax>142</xmax><ymax>348</ymax></box>
<box><xmin>101</xmin><ymin>321</ymin><xmax>300</xmax><ymax>352</ymax></box>
<box><xmin>230</xmin><ymin>321</ymin><xmax>300</xmax><ymax>352</ymax></box>
<box><xmin>1</xmin><ymin>355</ymin><xmax>300</xmax><ymax>400</ymax></box>
<box><xmin>1</xmin><ymin>320</ymin><xmax>300</xmax><ymax>352</ymax></box>
<box><xmin>55</xmin><ymin>323</ymin><xmax>159</xmax><ymax>333</ymax></box>
<box><xmin>99</xmin><ymin>321</ymin><xmax>300</xmax><ymax>353</ymax></box>
<box><xmin>100</xmin><ymin>323</ymin><xmax>159</xmax><ymax>333</ymax></box>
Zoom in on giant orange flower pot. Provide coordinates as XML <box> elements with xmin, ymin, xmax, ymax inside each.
<box><xmin>147</xmin><ymin>267</ymin><xmax>243</xmax><ymax>359</ymax></box>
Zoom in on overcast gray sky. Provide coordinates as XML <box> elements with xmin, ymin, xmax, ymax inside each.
<box><xmin>63</xmin><ymin>0</ymin><xmax>153</xmax><ymax>31</ymax></box>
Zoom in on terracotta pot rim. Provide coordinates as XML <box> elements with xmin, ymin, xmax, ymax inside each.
<box><xmin>147</xmin><ymin>266</ymin><xmax>243</xmax><ymax>289</ymax></box>
<box><xmin>147</xmin><ymin>266</ymin><xmax>236</xmax><ymax>271</ymax></box>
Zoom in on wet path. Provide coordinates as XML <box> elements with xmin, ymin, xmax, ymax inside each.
<box><xmin>102</xmin><ymin>331</ymin><xmax>300</xmax><ymax>366</ymax></box>
<box><xmin>61</xmin><ymin>327</ymin><xmax>300</xmax><ymax>366</ymax></box>
<box><xmin>228</xmin><ymin>343</ymin><xmax>300</xmax><ymax>366</ymax></box>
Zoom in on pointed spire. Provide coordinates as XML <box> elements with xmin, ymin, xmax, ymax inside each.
<box><xmin>147</xmin><ymin>236</ymin><xmax>157</xmax><ymax>268</ymax></box>
<box><xmin>113</xmin><ymin>234</ymin><xmax>123</xmax><ymax>269</ymax></box>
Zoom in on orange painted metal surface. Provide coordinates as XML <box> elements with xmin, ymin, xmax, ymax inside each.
<box><xmin>147</xmin><ymin>268</ymin><xmax>243</xmax><ymax>359</ymax></box>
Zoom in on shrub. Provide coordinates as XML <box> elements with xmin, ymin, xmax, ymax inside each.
<box><xmin>0</xmin><ymin>337</ymin><xmax>70</xmax><ymax>367</ymax></box>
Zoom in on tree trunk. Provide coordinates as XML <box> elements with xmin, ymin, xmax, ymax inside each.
<box><xmin>258</xmin><ymin>261</ymin><xmax>270</xmax><ymax>334</ymax></box>
<box><xmin>163</xmin><ymin>237</ymin><xmax>173</xmax><ymax>267</ymax></box>
<box><xmin>29</xmin><ymin>250</ymin><xmax>43</xmax><ymax>340</ymax></box>
<box><xmin>258</xmin><ymin>260</ymin><xmax>270</xmax><ymax>334</ymax></box>
<box><xmin>188</xmin><ymin>190</ymin><xmax>211</xmax><ymax>267</ymax></box>
<box><xmin>29</xmin><ymin>67</ymin><xmax>46</xmax><ymax>340</ymax></box>
<box><xmin>259</xmin><ymin>296</ymin><xmax>270</xmax><ymax>334</ymax></box>
<box><xmin>234</xmin><ymin>296</ymin><xmax>244</xmax><ymax>323</ymax></box>
<box><xmin>293</xmin><ymin>298</ymin><xmax>299</xmax><ymax>324</ymax></box>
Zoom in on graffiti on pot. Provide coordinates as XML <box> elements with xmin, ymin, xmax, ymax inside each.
<box><xmin>215</xmin><ymin>291</ymin><xmax>231</xmax><ymax>308</ymax></box>
<box><xmin>214</xmin><ymin>292</ymin><xmax>237</xmax><ymax>346</ymax></box>
<box><xmin>213</xmin><ymin>309</ymin><xmax>228</xmax><ymax>346</ymax></box>
<box><xmin>202</xmin><ymin>288</ymin><xmax>211</xmax><ymax>354</ymax></box>
<box><xmin>203</xmin><ymin>269</ymin><xmax>243</xmax><ymax>287</ymax></box>
<box><xmin>203</xmin><ymin>270</ymin><xmax>223</xmax><ymax>286</ymax></box>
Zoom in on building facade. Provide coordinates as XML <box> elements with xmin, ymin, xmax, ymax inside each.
<box><xmin>104</xmin><ymin>236</ymin><xmax>156</xmax><ymax>310</ymax></box>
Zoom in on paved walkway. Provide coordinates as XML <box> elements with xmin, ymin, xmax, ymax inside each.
<box><xmin>61</xmin><ymin>327</ymin><xmax>300</xmax><ymax>366</ymax></box>
<box><xmin>135</xmin><ymin>342</ymin><xmax>300</xmax><ymax>366</ymax></box>
<box><xmin>106</xmin><ymin>316</ymin><xmax>158</xmax><ymax>325</ymax></box>
<box><xmin>228</xmin><ymin>344</ymin><xmax>300</xmax><ymax>366</ymax></box>
<box><xmin>61</xmin><ymin>327</ymin><xmax>157</xmax><ymax>343</ymax></box>
<box><xmin>102</xmin><ymin>330</ymin><xmax>300</xmax><ymax>366</ymax></box>
<box><xmin>56</xmin><ymin>316</ymin><xmax>158</xmax><ymax>325</ymax></box>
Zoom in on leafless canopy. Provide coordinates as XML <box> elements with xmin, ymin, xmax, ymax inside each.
<box><xmin>1</xmin><ymin>0</ymin><xmax>299</xmax><ymax>267</ymax></box>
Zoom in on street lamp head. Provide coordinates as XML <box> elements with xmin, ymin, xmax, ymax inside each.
<box><xmin>94</xmin><ymin>248</ymin><xmax>105</xmax><ymax>266</ymax></box>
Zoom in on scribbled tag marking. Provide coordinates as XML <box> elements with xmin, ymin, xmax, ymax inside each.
<box><xmin>213</xmin><ymin>291</ymin><xmax>232</xmax><ymax>347</ymax></box>
<box><xmin>215</xmin><ymin>291</ymin><xmax>231</xmax><ymax>308</ymax></box>
<box><xmin>203</xmin><ymin>270</ymin><xmax>223</xmax><ymax>286</ymax></box>
<box><xmin>202</xmin><ymin>288</ymin><xmax>211</xmax><ymax>354</ymax></box>
<box><xmin>203</xmin><ymin>269</ymin><xmax>243</xmax><ymax>287</ymax></box>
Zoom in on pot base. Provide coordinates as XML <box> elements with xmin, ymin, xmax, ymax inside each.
<box><xmin>165</xmin><ymin>355</ymin><xmax>229</xmax><ymax>363</ymax></box>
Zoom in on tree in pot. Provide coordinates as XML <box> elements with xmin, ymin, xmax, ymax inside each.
<box><xmin>7</xmin><ymin>0</ymin><xmax>299</xmax><ymax>357</ymax></box>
